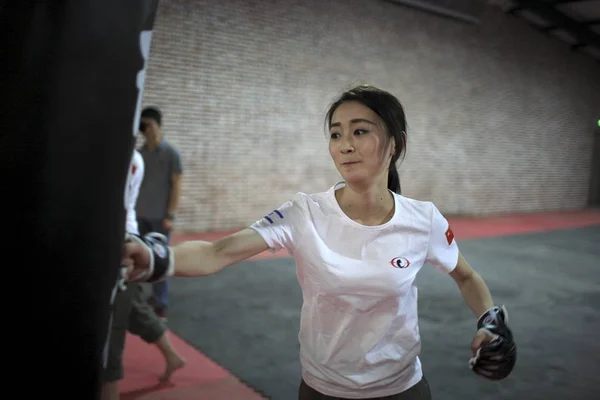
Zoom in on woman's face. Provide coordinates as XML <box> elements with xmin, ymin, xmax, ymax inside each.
<box><xmin>328</xmin><ymin>101</ymin><xmax>394</xmax><ymax>186</ymax></box>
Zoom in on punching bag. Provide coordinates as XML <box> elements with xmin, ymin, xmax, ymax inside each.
<box><xmin>0</xmin><ymin>1</ymin><xmax>158</xmax><ymax>398</ymax></box>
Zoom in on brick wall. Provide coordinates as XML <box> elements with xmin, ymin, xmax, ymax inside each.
<box><xmin>140</xmin><ymin>0</ymin><xmax>600</xmax><ymax>232</ymax></box>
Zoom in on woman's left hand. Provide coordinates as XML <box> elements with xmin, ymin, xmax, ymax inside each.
<box><xmin>470</xmin><ymin>328</ymin><xmax>498</xmax><ymax>356</ymax></box>
<box><xmin>468</xmin><ymin>306</ymin><xmax>517</xmax><ymax>380</ymax></box>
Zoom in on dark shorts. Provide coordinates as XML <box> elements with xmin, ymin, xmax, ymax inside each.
<box><xmin>298</xmin><ymin>377</ymin><xmax>432</xmax><ymax>400</ymax></box>
<box><xmin>102</xmin><ymin>283</ymin><xmax>166</xmax><ymax>382</ymax></box>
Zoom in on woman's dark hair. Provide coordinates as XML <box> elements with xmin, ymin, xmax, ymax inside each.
<box><xmin>325</xmin><ymin>85</ymin><xmax>408</xmax><ymax>194</ymax></box>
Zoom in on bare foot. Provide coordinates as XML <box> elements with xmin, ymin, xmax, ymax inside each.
<box><xmin>159</xmin><ymin>354</ymin><xmax>186</xmax><ymax>382</ymax></box>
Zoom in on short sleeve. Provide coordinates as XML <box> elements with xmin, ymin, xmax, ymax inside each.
<box><xmin>249</xmin><ymin>197</ymin><xmax>305</xmax><ymax>254</ymax></box>
<box><xmin>131</xmin><ymin>151</ymin><xmax>145</xmax><ymax>199</ymax></box>
<box><xmin>426</xmin><ymin>203</ymin><xmax>459</xmax><ymax>273</ymax></box>
<box><xmin>170</xmin><ymin>146</ymin><xmax>183</xmax><ymax>174</ymax></box>
<box><xmin>125</xmin><ymin>151</ymin><xmax>145</xmax><ymax>234</ymax></box>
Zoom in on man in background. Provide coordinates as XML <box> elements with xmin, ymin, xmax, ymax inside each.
<box><xmin>136</xmin><ymin>106</ymin><xmax>183</xmax><ymax>321</ymax></box>
<box><xmin>102</xmin><ymin>149</ymin><xmax>185</xmax><ymax>400</ymax></box>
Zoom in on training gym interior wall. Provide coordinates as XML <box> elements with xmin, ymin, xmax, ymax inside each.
<box><xmin>140</xmin><ymin>0</ymin><xmax>600</xmax><ymax>233</ymax></box>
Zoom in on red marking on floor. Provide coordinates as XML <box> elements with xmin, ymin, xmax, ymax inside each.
<box><xmin>445</xmin><ymin>209</ymin><xmax>600</xmax><ymax>241</ymax></box>
<box><xmin>122</xmin><ymin>209</ymin><xmax>600</xmax><ymax>398</ymax></box>
<box><xmin>171</xmin><ymin>209</ymin><xmax>600</xmax><ymax>259</ymax></box>
<box><xmin>120</xmin><ymin>331</ymin><xmax>266</xmax><ymax>399</ymax></box>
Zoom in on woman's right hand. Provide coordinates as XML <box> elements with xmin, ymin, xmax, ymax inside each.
<box><xmin>121</xmin><ymin>236</ymin><xmax>152</xmax><ymax>282</ymax></box>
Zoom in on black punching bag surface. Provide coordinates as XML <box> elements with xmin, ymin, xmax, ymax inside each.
<box><xmin>0</xmin><ymin>1</ymin><xmax>158</xmax><ymax>397</ymax></box>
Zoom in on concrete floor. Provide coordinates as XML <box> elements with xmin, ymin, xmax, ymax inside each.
<box><xmin>167</xmin><ymin>225</ymin><xmax>600</xmax><ymax>399</ymax></box>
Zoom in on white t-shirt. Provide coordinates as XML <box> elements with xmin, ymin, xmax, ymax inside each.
<box><xmin>124</xmin><ymin>150</ymin><xmax>145</xmax><ymax>235</ymax></box>
<box><xmin>249</xmin><ymin>182</ymin><xmax>459</xmax><ymax>399</ymax></box>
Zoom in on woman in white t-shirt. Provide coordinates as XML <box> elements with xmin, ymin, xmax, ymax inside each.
<box><xmin>124</xmin><ymin>85</ymin><xmax>516</xmax><ymax>399</ymax></box>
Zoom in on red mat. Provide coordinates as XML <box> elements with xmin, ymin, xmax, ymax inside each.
<box><xmin>120</xmin><ymin>332</ymin><xmax>265</xmax><ymax>400</ymax></box>
<box><xmin>120</xmin><ymin>209</ymin><xmax>600</xmax><ymax>399</ymax></box>
<box><xmin>172</xmin><ymin>210</ymin><xmax>600</xmax><ymax>255</ymax></box>
<box><xmin>445</xmin><ymin>209</ymin><xmax>600</xmax><ymax>240</ymax></box>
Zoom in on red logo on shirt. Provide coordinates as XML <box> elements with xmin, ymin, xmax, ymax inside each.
<box><xmin>390</xmin><ymin>257</ymin><xmax>410</xmax><ymax>269</ymax></box>
<box><xmin>445</xmin><ymin>227</ymin><xmax>454</xmax><ymax>245</ymax></box>
<box><xmin>131</xmin><ymin>164</ymin><xmax>137</xmax><ymax>175</ymax></box>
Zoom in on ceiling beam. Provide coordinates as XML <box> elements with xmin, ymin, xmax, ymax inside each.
<box><xmin>583</xmin><ymin>18</ymin><xmax>600</xmax><ymax>26</ymax></box>
<box><xmin>545</xmin><ymin>0</ymin><xmax>589</xmax><ymax>4</ymax></box>
<box><xmin>383</xmin><ymin>0</ymin><xmax>480</xmax><ymax>25</ymax></box>
<box><xmin>570</xmin><ymin>42</ymin><xmax>588</xmax><ymax>50</ymax></box>
<box><xmin>512</xmin><ymin>0</ymin><xmax>600</xmax><ymax>48</ymax></box>
<box><xmin>541</xmin><ymin>18</ymin><xmax>600</xmax><ymax>31</ymax></box>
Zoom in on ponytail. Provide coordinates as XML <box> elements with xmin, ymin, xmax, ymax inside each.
<box><xmin>388</xmin><ymin>164</ymin><xmax>401</xmax><ymax>194</ymax></box>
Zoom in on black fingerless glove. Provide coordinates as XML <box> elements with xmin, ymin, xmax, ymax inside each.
<box><xmin>470</xmin><ymin>306</ymin><xmax>517</xmax><ymax>380</ymax></box>
<box><xmin>126</xmin><ymin>232</ymin><xmax>175</xmax><ymax>283</ymax></box>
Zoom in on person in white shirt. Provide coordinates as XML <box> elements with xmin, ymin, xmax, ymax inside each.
<box><xmin>122</xmin><ymin>85</ymin><xmax>517</xmax><ymax>399</ymax></box>
<box><xmin>102</xmin><ymin>150</ymin><xmax>185</xmax><ymax>400</ymax></box>
<box><xmin>125</xmin><ymin>150</ymin><xmax>145</xmax><ymax>235</ymax></box>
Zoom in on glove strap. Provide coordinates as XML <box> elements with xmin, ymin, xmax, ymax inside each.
<box><xmin>146</xmin><ymin>233</ymin><xmax>175</xmax><ymax>283</ymax></box>
<box><xmin>477</xmin><ymin>305</ymin><xmax>508</xmax><ymax>331</ymax></box>
<box><xmin>125</xmin><ymin>233</ymin><xmax>175</xmax><ymax>283</ymax></box>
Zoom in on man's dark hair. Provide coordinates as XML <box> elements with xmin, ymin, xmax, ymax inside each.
<box><xmin>141</xmin><ymin>106</ymin><xmax>162</xmax><ymax>126</ymax></box>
